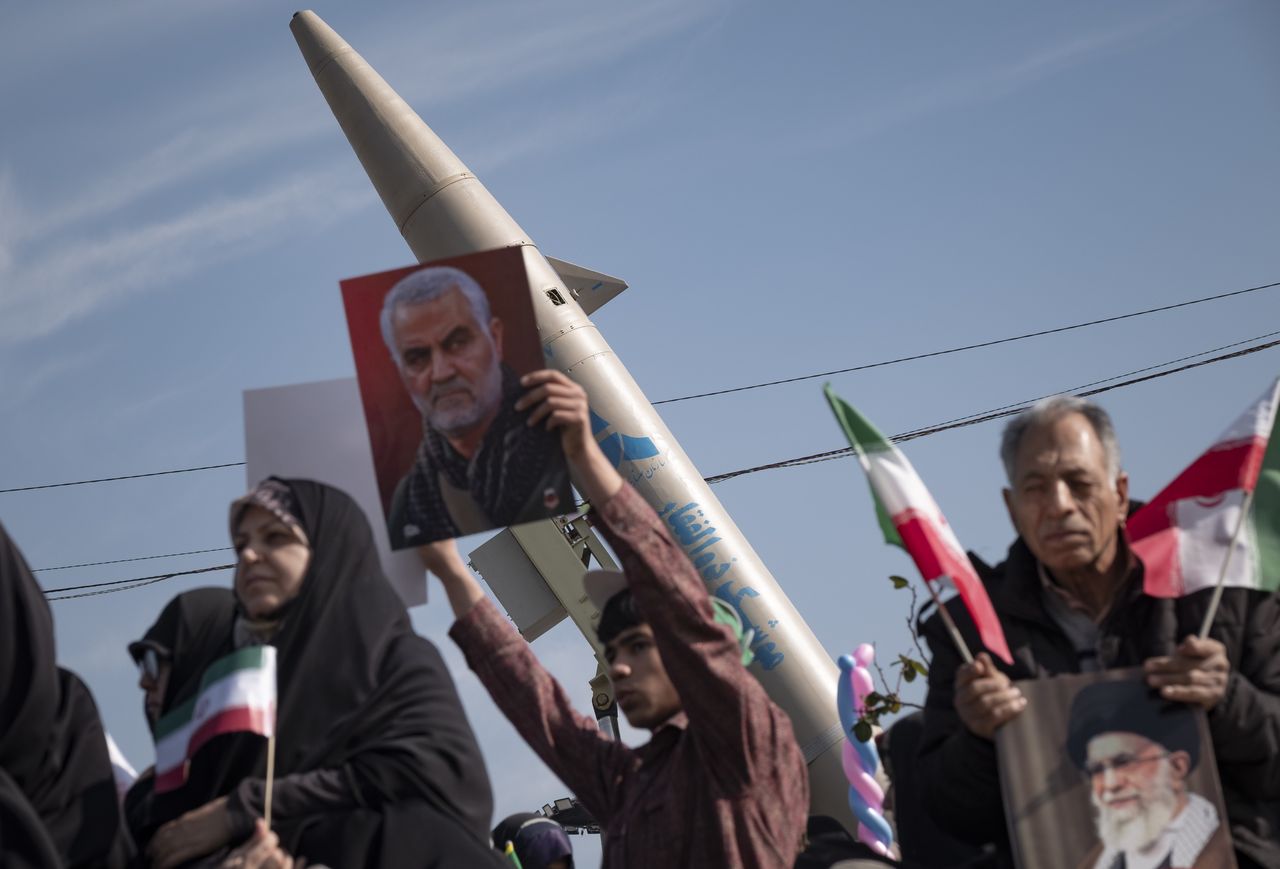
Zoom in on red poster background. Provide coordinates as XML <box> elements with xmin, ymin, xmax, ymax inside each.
<box><xmin>340</xmin><ymin>247</ymin><xmax>545</xmax><ymax>518</ymax></box>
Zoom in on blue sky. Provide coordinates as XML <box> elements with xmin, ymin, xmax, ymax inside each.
<box><xmin>3</xmin><ymin>2</ymin><xmax>1278</xmax><ymax>865</ymax></box>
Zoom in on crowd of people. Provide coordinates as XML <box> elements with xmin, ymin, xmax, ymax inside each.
<box><xmin>3</xmin><ymin>372</ymin><xmax>1278</xmax><ymax>868</ymax></box>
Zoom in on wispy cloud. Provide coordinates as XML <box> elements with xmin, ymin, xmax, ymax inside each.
<box><xmin>0</xmin><ymin>166</ymin><xmax>373</xmax><ymax>344</ymax></box>
<box><xmin>18</xmin><ymin>120</ymin><xmax>318</xmax><ymax>243</ymax></box>
<box><xmin>1</xmin><ymin>0</ymin><xmax>724</xmax><ymax>347</ymax></box>
<box><xmin>17</xmin><ymin>0</ymin><xmax>720</xmax><ymax>245</ymax></box>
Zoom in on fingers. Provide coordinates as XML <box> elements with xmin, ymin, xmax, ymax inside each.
<box><xmin>954</xmin><ymin>653</ymin><xmax>1025</xmax><ymax>739</ymax></box>
<box><xmin>516</xmin><ymin>379</ymin><xmax>586</xmax><ymax>417</ymax></box>
<box><xmin>519</xmin><ymin>369</ymin><xmax>574</xmax><ymax>390</ymax></box>
<box><xmin>1143</xmin><ymin>636</ymin><xmax>1230</xmax><ymax>710</ymax></box>
<box><xmin>955</xmin><ymin>652</ymin><xmax>998</xmax><ymax>688</ymax></box>
<box><xmin>957</xmin><ymin>683</ymin><xmax>1026</xmax><ymax>720</ymax></box>
<box><xmin>956</xmin><ymin>691</ymin><xmax>1027</xmax><ymax>739</ymax></box>
<box><xmin>985</xmin><ymin>690</ymin><xmax>1028</xmax><ymax>725</ymax></box>
<box><xmin>1146</xmin><ymin>665</ymin><xmax>1220</xmax><ymax>688</ymax></box>
<box><xmin>224</xmin><ymin>822</ymin><xmax>291</xmax><ymax>869</ymax></box>
<box><xmin>516</xmin><ymin>373</ymin><xmax>590</xmax><ymax>441</ymax></box>
<box><xmin>1177</xmin><ymin>635</ymin><xmax>1226</xmax><ymax>659</ymax></box>
<box><xmin>526</xmin><ymin>393</ymin><xmax>585</xmax><ymax>430</ymax></box>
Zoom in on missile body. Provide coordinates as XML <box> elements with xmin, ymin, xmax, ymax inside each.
<box><xmin>291</xmin><ymin>11</ymin><xmax>852</xmax><ymax>827</ymax></box>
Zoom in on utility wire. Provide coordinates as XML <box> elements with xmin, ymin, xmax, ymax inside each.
<box><xmin>892</xmin><ymin>329</ymin><xmax>1280</xmax><ymax>440</ymax></box>
<box><xmin>43</xmin><ymin>563</ymin><xmax>235</xmax><ymax>602</ymax></box>
<box><xmin>654</xmin><ymin>278</ymin><xmax>1280</xmax><ymax>405</ymax></box>
<box><xmin>43</xmin><ymin>330</ymin><xmax>1280</xmax><ymax>599</ymax></box>
<box><xmin>0</xmin><ymin>462</ymin><xmax>246</xmax><ymax>495</ymax></box>
<box><xmin>704</xmin><ymin>332</ymin><xmax>1280</xmax><ymax>484</ymax></box>
<box><xmin>5</xmin><ymin>277</ymin><xmax>1276</xmax><ymax>497</ymax></box>
<box><xmin>34</xmin><ymin>547</ymin><xmax>232</xmax><ymax>573</ymax></box>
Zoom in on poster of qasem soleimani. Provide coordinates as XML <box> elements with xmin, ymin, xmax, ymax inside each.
<box><xmin>341</xmin><ymin>247</ymin><xmax>572</xmax><ymax>549</ymax></box>
<box><xmin>995</xmin><ymin>669</ymin><xmax>1235</xmax><ymax>869</ymax></box>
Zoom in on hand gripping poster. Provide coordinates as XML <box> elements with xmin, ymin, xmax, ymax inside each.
<box><xmin>996</xmin><ymin>669</ymin><xmax>1235</xmax><ymax>869</ymax></box>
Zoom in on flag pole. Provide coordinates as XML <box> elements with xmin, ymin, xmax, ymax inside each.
<box><xmin>926</xmin><ymin>578</ymin><xmax>975</xmax><ymax>665</ymax></box>
<box><xmin>1197</xmin><ymin>485</ymin><xmax>1256</xmax><ymax>639</ymax></box>
<box><xmin>263</xmin><ymin>731</ymin><xmax>277</xmax><ymax>830</ymax></box>
<box><xmin>846</xmin><ymin>438</ymin><xmax>977</xmax><ymax>666</ymax></box>
<box><xmin>1196</xmin><ymin>376</ymin><xmax>1280</xmax><ymax>638</ymax></box>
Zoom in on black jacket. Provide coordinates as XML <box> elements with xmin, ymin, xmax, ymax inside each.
<box><xmin>917</xmin><ymin>534</ymin><xmax>1280</xmax><ymax>869</ymax></box>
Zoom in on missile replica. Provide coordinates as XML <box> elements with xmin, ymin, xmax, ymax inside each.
<box><xmin>290</xmin><ymin>10</ymin><xmax>852</xmax><ymax>826</ymax></box>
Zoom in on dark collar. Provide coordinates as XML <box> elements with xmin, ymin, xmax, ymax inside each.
<box><xmin>983</xmin><ymin>529</ymin><xmax>1143</xmax><ymax>627</ymax></box>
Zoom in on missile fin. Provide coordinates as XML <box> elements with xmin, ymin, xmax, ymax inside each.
<box><xmin>544</xmin><ymin>256</ymin><xmax>628</xmax><ymax>315</ymax></box>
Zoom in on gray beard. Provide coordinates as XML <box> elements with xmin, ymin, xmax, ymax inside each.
<box><xmin>1090</xmin><ymin>763</ymin><xmax>1180</xmax><ymax>854</ymax></box>
<box><xmin>414</xmin><ymin>366</ymin><xmax>503</xmax><ymax>439</ymax></box>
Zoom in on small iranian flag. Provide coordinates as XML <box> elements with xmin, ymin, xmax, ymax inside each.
<box><xmin>153</xmin><ymin>646</ymin><xmax>277</xmax><ymax>793</ymax></box>
<box><xmin>1130</xmin><ymin>379</ymin><xmax>1280</xmax><ymax>598</ymax></box>
<box><xmin>825</xmin><ymin>386</ymin><xmax>1013</xmax><ymax>664</ymax></box>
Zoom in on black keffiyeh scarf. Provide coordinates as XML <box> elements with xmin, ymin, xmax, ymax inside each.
<box><xmin>405</xmin><ymin>364</ymin><xmax>559</xmax><ymax>537</ymax></box>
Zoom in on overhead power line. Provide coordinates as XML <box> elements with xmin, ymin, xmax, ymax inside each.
<box><xmin>892</xmin><ymin>329</ymin><xmax>1280</xmax><ymax>441</ymax></box>
<box><xmin>5</xmin><ymin>276</ymin><xmax>1276</xmax><ymax>498</ymax></box>
<box><xmin>654</xmin><ymin>278</ymin><xmax>1280</xmax><ymax>405</ymax></box>
<box><xmin>0</xmin><ymin>462</ymin><xmax>246</xmax><ymax>495</ymax></box>
<box><xmin>45</xmin><ymin>329</ymin><xmax>1280</xmax><ymax>602</ymax></box>
<box><xmin>704</xmin><ymin>331</ymin><xmax>1280</xmax><ymax>484</ymax></box>
<box><xmin>43</xmin><ymin>563</ymin><xmax>235</xmax><ymax>602</ymax></box>
<box><xmin>34</xmin><ymin>546</ymin><xmax>232</xmax><ymax>573</ymax></box>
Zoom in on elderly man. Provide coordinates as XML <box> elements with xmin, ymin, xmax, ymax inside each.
<box><xmin>1067</xmin><ymin>679</ymin><xmax>1232</xmax><ymax>869</ymax></box>
<box><xmin>917</xmin><ymin>396</ymin><xmax>1280</xmax><ymax>868</ymax></box>
<box><xmin>381</xmin><ymin>265</ymin><xmax>567</xmax><ymax>546</ymax></box>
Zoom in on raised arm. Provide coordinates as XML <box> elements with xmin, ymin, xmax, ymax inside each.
<box><xmin>517</xmin><ymin>371</ymin><xmax>793</xmax><ymax>793</ymax></box>
<box><xmin>425</xmin><ymin>537</ymin><xmax>631</xmax><ymax>825</ymax></box>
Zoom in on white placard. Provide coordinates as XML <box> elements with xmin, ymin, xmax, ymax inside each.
<box><xmin>243</xmin><ymin>377</ymin><xmax>427</xmax><ymax>606</ymax></box>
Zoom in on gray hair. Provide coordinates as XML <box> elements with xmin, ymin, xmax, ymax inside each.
<box><xmin>379</xmin><ymin>266</ymin><xmax>492</xmax><ymax>366</ymax></box>
<box><xmin>1000</xmin><ymin>395</ymin><xmax>1122</xmax><ymax>484</ymax></box>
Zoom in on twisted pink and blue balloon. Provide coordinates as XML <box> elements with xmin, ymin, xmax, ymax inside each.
<box><xmin>836</xmin><ymin>644</ymin><xmax>893</xmax><ymax>855</ymax></box>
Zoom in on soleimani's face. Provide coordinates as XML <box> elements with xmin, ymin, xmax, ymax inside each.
<box><xmin>605</xmin><ymin>623</ymin><xmax>682</xmax><ymax>730</ymax></box>
<box><xmin>390</xmin><ymin>287</ymin><xmax>505</xmax><ymax>439</ymax></box>
<box><xmin>1003</xmin><ymin>412</ymin><xmax>1128</xmax><ymax>574</ymax></box>
<box><xmin>1086</xmin><ymin>731</ymin><xmax>1189</xmax><ymax>852</ymax></box>
<box><xmin>233</xmin><ymin>506</ymin><xmax>311</xmax><ymax>620</ymax></box>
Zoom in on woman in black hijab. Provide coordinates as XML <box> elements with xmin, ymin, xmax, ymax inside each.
<box><xmin>124</xmin><ymin>587</ymin><xmax>238</xmax><ymax>852</ymax></box>
<box><xmin>0</xmin><ymin>522</ymin><xmax>132</xmax><ymax>869</ymax></box>
<box><xmin>146</xmin><ymin>479</ymin><xmax>500</xmax><ymax>869</ymax></box>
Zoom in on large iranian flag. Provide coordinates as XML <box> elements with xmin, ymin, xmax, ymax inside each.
<box><xmin>153</xmin><ymin>646</ymin><xmax>277</xmax><ymax>793</ymax></box>
<box><xmin>825</xmin><ymin>386</ymin><xmax>1013</xmax><ymax>664</ymax></box>
<box><xmin>1130</xmin><ymin>379</ymin><xmax>1280</xmax><ymax>598</ymax></box>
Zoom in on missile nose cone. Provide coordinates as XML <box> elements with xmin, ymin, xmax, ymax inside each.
<box><xmin>288</xmin><ymin>9</ymin><xmax>528</xmax><ymax>261</ymax></box>
<box><xmin>289</xmin><ymin>10</ymin><xmax>350</xmax><ymax>77</ymax></box>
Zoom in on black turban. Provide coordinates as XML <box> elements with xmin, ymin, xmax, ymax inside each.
<box><xmin>1065</xmin><ymin>678</ymin><xmax>1200</xmax><ymax>772</ymax></box>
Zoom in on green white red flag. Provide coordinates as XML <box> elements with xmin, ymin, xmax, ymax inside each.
<box><xmin>153</xmin><ymin>646</ymin><xmax>277</xmax><ymax>793</ymax></box>
<box><xmin>1131</xmin><ymin>379</ymin><xmax>1280</xmax><ymax>598</ymax></box>
<box><xmin>824</xmin><ymin>386</ymin><xmax>1013</xmax><ymax>664</ymax></box>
